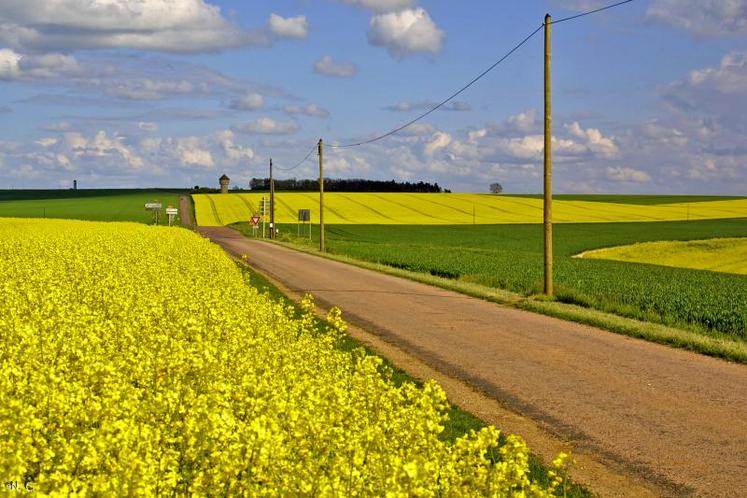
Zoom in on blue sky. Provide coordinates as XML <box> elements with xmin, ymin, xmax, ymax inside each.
<box><xmin>0</xmin><ymin>0</ymin><xmax>745</xmax><ymax>194</ymax></box>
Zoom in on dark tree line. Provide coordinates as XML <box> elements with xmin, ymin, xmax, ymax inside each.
<box><xmin>249</xmin><ymin>178</ymin><xmax>444</xmax><ymax>193</ymax></box>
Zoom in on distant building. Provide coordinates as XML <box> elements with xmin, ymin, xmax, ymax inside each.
<box><xmin>73</xmin><ymin>179</ymin><xmax>77</xmax><ymax>190</ymax></box>
<box><xmin>219</xmin><ymin>174</ymin><xmax>230</xmax><ymax>194</ymax></box>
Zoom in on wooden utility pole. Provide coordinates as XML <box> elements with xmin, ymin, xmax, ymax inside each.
<box><xmin>544</xmin><ymin>14</ymin><xmax>553</xmax><ymax>296</ymax></box>
<box><xmin>270</xmin><ymin>158</ymin><xmax>275</xmax><ymax>239</ymax></box>
<box><xmin>318</xmin><ymin>139</ymin><xmax>325</xmax><ymax>252</ymax></box>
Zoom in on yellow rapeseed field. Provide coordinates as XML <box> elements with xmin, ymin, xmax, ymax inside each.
<box><xmin>579</xmin><ymin>237</ymin><xmax>747</xmax><ymax>275</ymax></box>
<box><xmin>193</xmin><ymin>193</ymin><xmax>747</xmax><ymax>226</ymax></box>
<box><xmin>0</xmin><ymin>218</ymin><xmax>565</xmax><ymax>496</ymax></box>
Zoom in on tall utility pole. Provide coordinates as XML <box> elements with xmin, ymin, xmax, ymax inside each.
<box><xmin>544</xmin><ymin>14</ymin><xmax>553</xmax><ymax>296</ymax></box>
<box><xmin>318</xmin><ymin>139</ymin><xmax>325</xmax><ymax>252</ymax></box>
<box><xmin>269</xmin><ymin>158</ymin><xmax>275</xmax><ymax>239</ymax></box>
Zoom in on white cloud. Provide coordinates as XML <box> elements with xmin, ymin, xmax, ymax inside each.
<box><xmin>339</xmin><ymin>0</ymin><xmax>416</xmax><ymax>13</ymax></box>
<box><xmin>507</xmin><ymin>109</ymin><xmax>538</xmax><ymax>134</ymax></box>
<box><xmin>565</xmin><ymin>121</ymin><xmax>619</xmax><ymax>159</ymax></box>
<box><xmin>0</xmin><ymin>48</ymin><xmax>80</xmax><ymax>80</ymax></box>
<box><xmin>268</xmin><ymin>13</ymin><xmax>308</xmax><ymax>39</ymax></box>
<box><xmin>216</xmin><ymin>130</ymin><xmax>255</xmax><ymax>162</ymax></box>
<box><xmin>42</xmin><ymin>122</ymin><xmax>73</xmax><ymax>132</ymax></box>
<box><xmin>661</xmin><ymin>50</ymin><xmax>747</xmax><ymax>132</ymax></box>
<box><xmin>646</xmin><ymin>0</ymin><xmax>747</xmax><ymax>37</ymax></box>
<box><xmin>0</xmin><ymin>49</ymin><xmax>21</xmax><ymax>80</ymax></box>
<box><xmin>36</xmin><ymin>138</ymin><xmax>58</xmax><ymax>147</ymax></box>
<box><xmin>235</xmin><ymin>117</ymin><xmax>299</xmax><ymax>135</ymax></box>
<box><xmin>283</xmin><ymin>104</ymin><xmax>330</xmax><ymax>118</ymax></box>
<box><xmin>103</xmin><ymin>78</ymin><xmax>204</xmax><ymax>100</ymax></box>
<box><xmin>424</xmin><ymin>131</ymin><xmax>452</xmax><ymax>156</ymax></box>
<box><xmin>175</xmin><ymin>137</ymin><xmax>215</xmax><ymax>168</ymax></box>
<box><xmin>0</xmin><ymin>126</ymin><xmax>264</xmax><ymax>188</ymax></box>
<box><xmin>313</xmin><ymin>55</ymin><xmax>357</xmax><ymax>78</ymax></box>
<box><xmin>0</xmin><ymin>0</ymin><xmax>265</xmax><ymax>53</ymax></box>
<box><xmin>66</xmin><ymin>130</ymin><xmax>145</xmax><ymax>170</ymax></box>
<box><xmin>606</xmin><ymin>166</ymin><xmax>652</xmax><ymax>183</ymax></box>
<box><xmin>138</xmin><ymin>122</ymin><xmax>159</xmax><ymax>132</ymax></box>
<box><xmin>368</xmin><ymin>8</ymin><xmax>444</xmax><ymax>57</ymax></box>
<box><xmin>230</xmin><ymin>92</ymin><xmax>265</xmax><ymax>111</ymax></box>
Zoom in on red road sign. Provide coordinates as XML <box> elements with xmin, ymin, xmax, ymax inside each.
<box><xmin>251</xmin><ymin>216</ymin><xmax>261</xmax><ymax>226</ymax></box>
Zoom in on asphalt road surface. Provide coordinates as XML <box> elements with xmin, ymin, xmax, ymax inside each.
<box><xmin>199</xmin><ymin>226</ymin><xmax>747</xmax><ymax>498</ymax></box>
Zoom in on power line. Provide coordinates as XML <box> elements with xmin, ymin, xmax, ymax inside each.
<box><xmin>275</xmin><ymin>143</ymin><xmax>317</xmax><ymax>171</ymax></box>
<box><xmin>330</xmin><ymin>23</ymin><xmax>544</xmax><ymax>149</ymax></box>
<box><xmin>551</xmin><ymin>0</ymin><xmax>635</xmax><ymax>24</ymax></box>
<box><xmin>327</xmin><ymin>0</ymin><xmax>636</xmax><ymax>149</ymax></box>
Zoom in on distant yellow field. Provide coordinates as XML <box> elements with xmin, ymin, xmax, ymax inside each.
<box><xmin>579</xmin><ymin>238</ymin><xmax>747</xmax><ymax>275</ymax></box>
<box><xmin>193</xmin><ymin>193</ymin><xmax>747</xmax><ymax>227</ymax></box>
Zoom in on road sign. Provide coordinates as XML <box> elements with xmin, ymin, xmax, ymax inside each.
<box><xmin>145</xmin><ymin>201</ymin><xmax>162</xmax><ymax>225</ymax></box>
<box><xmin>165</xmin><ymin>207</ymin><xmax>178</xmax><ymax>227</ymax></box>
<box><xmin>251</xmin><ymin>216</ymin><xmax>260</xmax><ymax>226</ymax></box>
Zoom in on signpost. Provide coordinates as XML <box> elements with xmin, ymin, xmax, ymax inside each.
<box><xmin>144</xmin><ymin>202</ymin><xmax>162</xmax><ymax>225</ymax></box>
<box><xmin>298</xmin><ymin>209</ymin><xmax>311</xmax><ymax>239</ymax></box>
<box><xmin>166</xmin><ymin>206</ymin><xmax>178</xmax><ymax>226</ymax></box>
<box><xmin>259</xmin><ymin>197</ymin><xmax>268</xmax><ymax>238</ymax></box>
<box><xmin>251</xmin><ymin>215</ymin><xmax>260</xmax><ymax>237</ymax></box>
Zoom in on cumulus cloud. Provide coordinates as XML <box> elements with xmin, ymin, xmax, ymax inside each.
<box><xmin>234</xmin><ymin>117</ymin><xmax>299</xmax><ymax>135</ymax></box>
<box><xmin>229</xmin><ymin>92</ymin><xmax>265</xmax><ymax>111</ymax></box>
<box><xmin>368</xmin><ymin>8</ymin><xmax>444</xmax><ymax>57</ymax></box>
<box><xmin>339</xmin><ymin>0</ymin><xmax>416</xmax><ymax>13</ymax></box>
<box><xmin>606</xmin><ymin>166</ymin><xmax>652</xmax><ymax>183</ymax></box>
<box><xmin>0</xmin><ymin>0</ymin><xmax>265</xmax><ymax>53</ymax></box>
<box><xmin>0</xmin><ymin>126</ymin><xmax>265</xmax><ymax>189</ymax></box>
<box><xmin>661</xmin><ymin>50</ymin><xmax>747</xmax><ymax>130</ymax></box>
<box><xmin>565</xmin><ymin>121</ymin><xmax>619</xmax><ymax>159</ymax></box>
<box><xmin>424</xmin><ymin>131</ymin><xmax>452</xmax><ymax>157</ymax></box>
<box><xmin>646</xmin><ymin>0</ymin><xmax>747</xmax><ymax>37</ymax></box>
<box><xmin>506</xmin><ymin>109</ymin><xmax>539</xmax><ymax>134</ymax></box>
<box><xmin>313</xmin><ymin>55</ymin><xmax>357</xmax><ymax>78</ymax></box>
<box><xmin>385</xmin><ymin>100</ymin><xmax>471</xmax><ymax>112</ymax></box>
<box><xmin>65</xmin><ymin>130</ymin><xmax>145</xmax><ymax>170</ymax></box>
<box><xmin>268</xmin><ymin>13</ymin><xmax>308</xmax><ymax>39</ymax></box>
<box><xmin>0</xmin><ymin>48</ymin><xmax>81</xmax><ymax>80</ymax></box>
<box><xmin>283</xmin><ymin>104</ymin><xmax>330</xmax><ymax>118</ymax></box>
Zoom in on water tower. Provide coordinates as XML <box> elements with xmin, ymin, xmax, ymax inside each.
<box><xmin>219</xmin><ymin>174</ymin><xmax>230</xmax><ymax>194</ymax></box>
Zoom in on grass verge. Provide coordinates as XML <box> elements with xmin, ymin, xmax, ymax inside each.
<box><xmin>235</xmin><ymin>228</ymin><xmax>747</xmax><ymax>364</ymax></box>
<box><xmin>237</xmin><ymin>261</ymin><xmax>592</xmax><ymax>497</ymax></box>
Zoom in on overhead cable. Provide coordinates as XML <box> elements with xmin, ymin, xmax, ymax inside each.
<box><xmin>275</xmin><ymin>143</ymin><xmax>317</xmax><ymax>171</ymax></box>
<box><xmin>329</xmin><ymin>23</ymin><xmax>545</xmax><ymax>149</ymax></box>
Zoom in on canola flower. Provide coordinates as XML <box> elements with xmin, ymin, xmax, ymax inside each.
<box><xmin>193</xmin><ymin>192</ymin><xmax>747</xmax><ymax>227</ymax></box>
<box><xmin>0</xmin><ymin>218</ymin><xmax>565</xmax><ymax>496</ymax></box>
<box><xmin>579</xmin><ymin>237</ymin><xmax>747</xmax><ymax>276</ymax></box>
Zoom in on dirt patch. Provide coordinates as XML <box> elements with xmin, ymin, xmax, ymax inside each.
<box><xmin>179</xmin><ymin>195</ymin><xmax>193</xmax><ymax>228</ymax></box>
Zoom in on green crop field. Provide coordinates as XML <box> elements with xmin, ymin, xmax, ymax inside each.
<box><xmin>194</xmin><ymin>192</ymin><xmax>747</xmax><ymax>226</ymax></box>
<box><xmin>0</xmin><ymin>189</ymin><xmax>183</xmax><ymax>224</ymax></box>
<box><xmin>235</xmin><ymin>218</ymin><xmax>747</xmax><ymax>339</ymax></box>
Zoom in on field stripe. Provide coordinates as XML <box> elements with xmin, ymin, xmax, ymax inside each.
<box><xmin>294</xmin><ymin>192</ymin><xmax>353</xmax><ymax>222</ymax></box>
<box><xmin>207</xmin><ymin>195</ymin><xmax>223</xmax><ymax>226</ymax></box>
<box><xmin>370</xmin><ymin>194</ymin><xmax>448</xmax><ymax>222</ymax></box>
<box><xmin>337</xmin><ymin>194</ymin><xmax>396</xmax><ymax>221</ymax></box>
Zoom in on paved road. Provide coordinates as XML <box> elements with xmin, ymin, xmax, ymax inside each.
<box><xmin>199</xmin><ymin>226</ymin><xmax>747</xmax><ymax>497</ymax></box>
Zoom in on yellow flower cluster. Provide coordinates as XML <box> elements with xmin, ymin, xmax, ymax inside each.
<box><xmin>194</xmin><ymin>191</ymin><xmax>747</xmax><ymax>226</ymax></box>
<box><xmin>0</xmin><ymin>218</ymin><xmax>563</xmax><ymax>496</ymax></box>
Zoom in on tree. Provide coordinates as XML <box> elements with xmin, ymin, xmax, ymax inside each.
<box><xmin>489</xmin><ymin>183</ymin><xmax>503</xmax><ymax>194</ymax></box>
